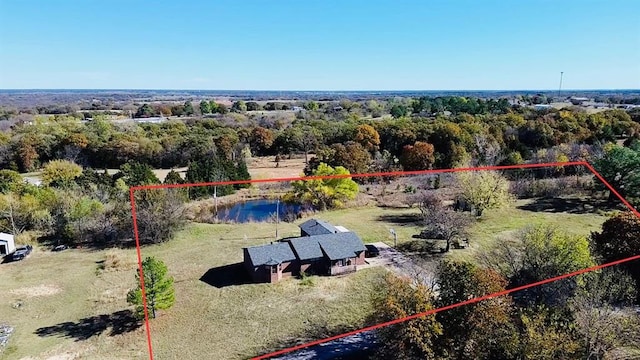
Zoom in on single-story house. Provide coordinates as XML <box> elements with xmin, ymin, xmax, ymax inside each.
<box><xmin>243</xmin><ymin>242</ymin><xmax>297</xmax><ymax>283</ymax></box>
<box><xmin>243</xmin><ymin>220</ymin><xmax>367</xmax><ymax>283</ymax></box>
<box><xmin>286</xmin><ymin>231</ymin><xmax>366</xmax><ymax>276</ymax></box>
<box><xmin>0</xmin><ymin>232</ymin><xmax>16</xmax><ymax>256</ymax></box>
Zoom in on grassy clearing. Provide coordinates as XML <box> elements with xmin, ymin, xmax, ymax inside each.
<box><xmin>247</xmin><ymin>156</ymin><xmax>307</xmax><ymax>181</ymax></box>
<box><xmin>0</xmin><ymin>196</ymin><xmax>610</xmax><ymax>359</ymax></box>
<box><xmin>0</xmin><ymin>248</ymin><xmax>147</xmax><ymax>360</ymax></box>
<box><xmin>447</xmin><ymin>198</ymin><xmax>609</xmax><ymax>263</ymax></box>
<box><xmin>134</xmin><ymin>222</ymin><xmax>386</xmax><ymax>359</ymax></box>
<box><xmin>0</xmin><ymin>220</ymin><xmax>387</xmax><ymax>360</ymax></box>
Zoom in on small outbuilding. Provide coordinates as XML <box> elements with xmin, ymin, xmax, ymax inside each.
<box><xmin>0</xmin><ymin>233</ymin><xmax>16</xmax><ymax>256</ymax></box>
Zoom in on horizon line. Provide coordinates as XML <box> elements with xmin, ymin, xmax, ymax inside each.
<box><xmin>1</xmin><ymin>88</ymin><xmax>639</xmax><ymax>92</ymax></box>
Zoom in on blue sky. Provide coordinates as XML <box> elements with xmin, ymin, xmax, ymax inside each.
<box><xmin>1</xmin><ymin>0</ymin><xmax>639</xmax><ymax>90</ymax></box>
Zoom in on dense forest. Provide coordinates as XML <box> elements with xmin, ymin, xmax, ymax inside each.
<box><xmin>1</xmin><ymin>97</ymin><xmax>638</xmax><ymax>173</ymax></box>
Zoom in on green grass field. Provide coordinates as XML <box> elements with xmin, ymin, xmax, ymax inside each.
<box><xmin>0</xmin><ymin>197</ymin><xmax>611</xmax><ymax>359</ymax></box>
<box><xmin>450</xmin><ymin>198</ymin><xmax>609</xmax><ymax>262</ymax></box>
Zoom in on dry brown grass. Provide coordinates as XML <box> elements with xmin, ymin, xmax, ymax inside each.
<box><xmin>99</xmin><ymin>249</ymin><xmax>136</xmax><ymax>273</ymax></box>
<box><xmin>248</xmin><ymin>155</ymin><xmax>307</xmax><ymax>181</ymax></box>
<box><xmin>9</xmin><ymin>285</ymin><xmax>62</xmax><ymax>298</ymax></box>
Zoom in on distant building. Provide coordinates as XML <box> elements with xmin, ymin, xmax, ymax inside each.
<box><xmin>534</xmin><ymin>104</ymin><xmax>553</xmax><ymax>110</ymax></box>
<box><xmin>570</xmin><ymin>97</ymin><xmax>590</xmax><ymax>105</ymax></box>
<box><xmin>242</xmin><ymin>219</ymin><xmax>366</xmax><ymax>283</ymax></box>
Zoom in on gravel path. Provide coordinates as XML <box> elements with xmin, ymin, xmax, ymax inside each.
<box><xmin>363</xmin><ymin>242</ymin><xmax>437</xmax><ymax>287</ymax></box>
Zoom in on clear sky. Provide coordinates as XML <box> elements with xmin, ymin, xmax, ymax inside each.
<box><xmin>1</xmin><ymin>0</ymin><xmax>639</xmax><ymax>90</ymax></box>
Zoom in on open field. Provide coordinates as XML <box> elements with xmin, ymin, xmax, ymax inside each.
<box><xmin>17</xmin><ymin>156</ymin><xmax>307</xmax><ymax>186</ymax></box>
<box><xmin>0</xmin><ymin>195</ymin><xmax>611</xmax><ymax>359</ymax></box>
<box><xmin>450</xmin><ymin>197</ymin><xmax>610</xmax><ymax>263</ymax></box>
<box><xmin>246</xmin><ymin>156</ymin><xmax>306</xmax><ymax>181</ymax></box>
<box><xmin>0</xmin><ymin>220</ymin><xmax>386</xmax><ymax>360</ymax></box>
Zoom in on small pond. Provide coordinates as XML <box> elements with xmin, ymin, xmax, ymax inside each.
<box><xmin>214</xmin><ymin>199</ymin><xmax>308</xmax><ymax>223</ymax></box>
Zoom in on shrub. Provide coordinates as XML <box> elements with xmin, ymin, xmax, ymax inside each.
<box><xmin>100</xmin><ymin>249</ymin><xmax>136</xmax><ymax>272</ymax></box>
<box><xmin>299</xmin><ymin>271</ymin><xmax>315</xmax><ymax>286</ymax></box>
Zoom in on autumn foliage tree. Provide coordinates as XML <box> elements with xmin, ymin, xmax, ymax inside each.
<box><xmin>435</xmin><ymin>261</ymin><xmax>519</xmax><ymax>359</ymax></box>
<box><xmin>250</xmin><ymin>126</ymin><xmax>275</xmax><ymax>155</ymax></box>
<box><xmin>591</xmin><ymin>212</ymin><xmax>640</xmax><ymax>299</ymax></box>
<box><xmin>353</xmin><ymin>124</ymin><xmax>380</xmax><ymax>153</ymax></box>
<box><xmin>41</xmin><ymin>160</ymin><xmax>82</xmax><ymax>188</ymax></box>
<box><xmin>400</xmin><ymin>141</ymin><xmax>436</xmax><ymax>171</ymax></box>
<box><xmin>370</xmin><ymin>273</ymin><xmax>443</xmax><ymax>360</ymax></box>
<box><xmin>456</xmin><ymin>170</ymin><xmax>512</xmax><ymax>216</ymax></box>
<box><xmin>591</xmin><ymin>212</ymin><xmax>640</xmax><ymax>263</ymax></box>
<box><xmin>285</xmin><ymin>163</ymin><xmax>358</xmax><ymax>210</ymax></box>
<box><xmin>328</xmin><ymin>142</ymin><xmax>371</xmax><ymax>175</ymax></box>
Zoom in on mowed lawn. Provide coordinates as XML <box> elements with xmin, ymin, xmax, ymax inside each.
<box><xmin>0</xmin><ymin>197</ymin><xmax>610</xmax><ymax>359</ymax></box>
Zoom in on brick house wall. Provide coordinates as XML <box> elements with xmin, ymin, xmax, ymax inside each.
<box><xmin>299</xmin><ymin>258</ymin><xmax>325</xmax><ymax>276</ymax></box>
<box><xmin>329</xmin><ymin>257</ymin><xmax>358</xmax><ymax>275</ymax></box>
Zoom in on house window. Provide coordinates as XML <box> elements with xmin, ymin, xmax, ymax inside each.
<box><xmin>337</xmin><ymin>259</ymin><xmax>345</xmax><ymax>267</ymax></box>
<box><xmin>347</xmin><ymin>259</ymin><xmax>352</xmax><ymax>266</ymax></box>
<box><xmin>271</xmin><ymin>265</ymin><xmax>278</xmax><ymax>273</ymax></box>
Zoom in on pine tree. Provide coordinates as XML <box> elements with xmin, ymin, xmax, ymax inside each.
<box><xmin>164</xmin><ymin>169</ymin><xmax>184</xmax><ymax>185</ymax></box>
<box><xmin>127</xmin><ymin>257</ymin><xmax>175</xmax><ymax>319</ymax></box>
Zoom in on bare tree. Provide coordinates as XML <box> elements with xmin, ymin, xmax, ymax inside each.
<box><xmin>472</xmin><ymin>134</ymin><xmax>502</xmax><ymax>166</ymax></box>
<box><xmin>571</xmin><ymin>269</ymin><xmax>640</xmax><ymax>359</ymax></box>
<box><xmin>134</xmin><ymin>189</ymin><xmax>187</xmax><ymax>244</ymax></box>
<box><xmin>417</xmin><ymin>191</ymin><xmax>472</xmax><ymax>252</ymax></box>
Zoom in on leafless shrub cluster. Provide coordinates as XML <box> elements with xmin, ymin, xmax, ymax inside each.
<box><xmin>509</xmin><ymin>175</ymin><xmax>594</xmax><ymax>199</ymax></box>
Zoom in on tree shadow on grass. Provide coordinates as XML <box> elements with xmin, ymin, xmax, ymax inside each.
<box><xmin>376</xmin><ymin>213</ymin><xmax>423</xmax><ymax>226</ymax></box>
<box><xmin>34</xmin><ymin>310</ymin><xmax>140</xmax><ymax>341</ymax></box>
<box><xmin>517</xmin><ymin>197</ymin><xmax>616</xmax><ymax>214</ymax></box>
<box><xmin>257</xmin><ymin>324</ymin><xmax>379</xmax><ymax>360</ymax></box>
<box><xmin>199</xmin><ymin>263</ymin><xmax>253</xmax><ymax>288</ymax></box>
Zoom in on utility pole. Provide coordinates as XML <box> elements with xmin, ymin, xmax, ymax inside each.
<box><xmin>275</xmin><ymin>197</ymin><xmax>280</xmax><ymax>240</ymax></box>
<box><xmin>558</xmin><ymin>71</ymin><xmax>564</xmax><ymax>100</ymax></box>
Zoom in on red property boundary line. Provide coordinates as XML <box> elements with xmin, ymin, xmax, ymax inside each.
<box><xmin>127</xmin><ymin>160</ymin><xmax>640</xmax><ymax>360</ymax></box>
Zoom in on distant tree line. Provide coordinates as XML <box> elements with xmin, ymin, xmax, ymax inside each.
<box><xmin>0</xmin><ymin>106</ymin><xmax>637</xmax><ymax>180</ymax></box>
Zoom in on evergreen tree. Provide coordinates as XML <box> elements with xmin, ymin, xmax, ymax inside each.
<box><xmin>185</xmin><ymin>155</ymin><xmax>251</xmax><ymax>199</ymax></box>
<box><xmin>164</xmin><ymin>169</ymin><xmax>184</xmax><ymax>185</ymax></box>
<box><xmin>117</xmin><ymin>162</ymin><xmax>160</xmax><ymax>187</ymax></box>
<box><xmin>127</xmin><ymin>256</ymin><xmax>175</xmax><ymax>319</ymax></box>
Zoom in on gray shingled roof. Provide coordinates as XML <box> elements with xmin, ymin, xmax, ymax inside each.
<box><xmin>245</xmin><ymin>242</ymin><xmax>296</xmax><ymax>267</ymax></box>
<box><xmin>317</xmin><ymin>232</ymin><xmax>366</xmax><ymax>260</ymax></box>
<box><xmin>299</xmin><ymin>219</ymin><xmax>339</xmax><ymax>236</ymax></box>
<box><xmin>288</xmin><ymin>237</ymin><xmax>323</xmax><ymax>260</ymax></box>
<box><xmin>286</xmin><ymin>232</ymin><xmax>366</xmax><ymax>261</ymax></box>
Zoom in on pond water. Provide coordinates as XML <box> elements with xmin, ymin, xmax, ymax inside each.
<box><xmin>214</xmin><ymin>199</ymin><xmax>306</xmax><ymax>223</ymax></box>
